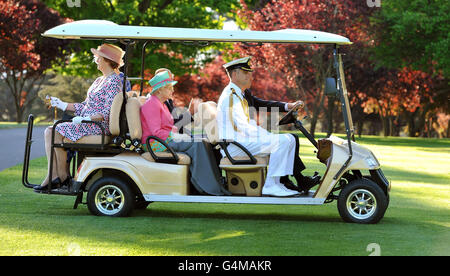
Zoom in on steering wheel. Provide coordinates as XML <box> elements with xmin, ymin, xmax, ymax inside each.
<box><xmin>278</xmin><ymin>101</ymin><xmax>303</xmax><ymax>126</ymax></box>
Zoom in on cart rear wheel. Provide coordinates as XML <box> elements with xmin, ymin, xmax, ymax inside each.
<box><xmin>338</xmin><ymin>178</ymin><xmax>388</xmax><ymax>224</ymax></box>
<box><xmin>87</xmin><ymin>177</ymin><xmax>135</xmax><ymax>217</ymax></box>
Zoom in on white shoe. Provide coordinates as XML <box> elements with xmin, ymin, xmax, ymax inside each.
<box><xmin>281</xmin><ymin>185</ymin><xmax>301</xmax><ymax>195</ymax></box>
<box><xmin>262</xmin><ymin>184</ymin><xmax>299</xmax><ymax>197</ymax></box>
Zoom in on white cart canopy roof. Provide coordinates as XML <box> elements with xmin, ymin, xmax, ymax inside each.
<box><xmin>42</xmin><ymin>20</ymin><xmax>352</xmax><ymax>45</ymax></box>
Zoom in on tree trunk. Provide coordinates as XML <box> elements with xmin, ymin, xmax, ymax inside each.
<box><xmin>4</xmin><ymin>75</ymin><xmax>21</xmax><ymax>123</ymax></box>
<box><xmin>15</xmin><ymin>107</ymin><xmax>24</xmax><ymax>124</ymax></box>
<box><xmin>417</xmin><ymin>108</ymin><xmax>428</xmax><ymax>137</ymax></box>
<box><xmin>310</xmin><ymin>91</ymin><xmax>325</xmax><ymax>138</ymax></box>
<box><xmin>407</xmin><ymin>110</ymin><xmax>417</xmax><ymax>137</ymax></box>
<box><xmin>4</xmin><ymin>73</ymin><xmax>43</xmax><ymax>123</ymax></box>
<box><xmin>381</xmin><ymin>115</ymin><xmax>390</xmax><ymax>137</ymax></box>
<box><xmin>326</xmin><ymin>96</ymin><xmax>335</xmax><ymax>137</ymax></box>
<box><xmin>357</xmin><ymin>118</ymin><xmax>364</xmax><ymax>138</ymax></box>
<box><xmin>446</xmin><ymin>119</ymin><xmax>450</xmax><ymax>138</ymax></box>
<box><xmin>427</xmin><ymin>117</ymin><xmax>433</xmax><ymax>138</ymax></box>
<box><xmin>389</xmin><ymin>116</ymin><xmax>395</xmax><ymax>137</ymax></box>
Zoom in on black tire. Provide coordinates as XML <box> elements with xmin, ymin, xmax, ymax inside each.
<box><xmin>363</xmin><ymin>175</ymin><xmax>390</xmax><ymax>207</ymax></box>
<box><xmin>134</xmin><ymin>199</ymin><xmax>151</xmax><ymax>210</ymax></box>
<box><xmin>337</xmin><ymin>178</ymin><xmax>388</xmax><ymax>224</ymax></box>
<box><xmin>87</xmin><ymin>176</ymin><xmax>135</xmax><ymax>217</ymax></box>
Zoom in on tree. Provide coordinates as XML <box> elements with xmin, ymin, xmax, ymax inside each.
<box><xmin>357</xmin><ymin>67</ymin><xmax>434</xmax><ymax>136</ymax></box>
<box><xmin>370</xmin><ymin>0</ymin><xmax>450</xmax><ymax>78</ymax></box>
<box><xmin>234</xmin><ymin>0</ymin><xmax>375</xmax><ymax>137</ymax></box>
<box><xmin>369</xmin><ymin>0</ymin><xmax>449</xmax><ymax>136</ymax></box>
<box><xmin>129</xmin><ymin>56</ymin><xmax>229</xmax><ymax>106</ymax></box>
<box><xmin>41</xmin><ymin>0</ymin><xmax>240</xmax><ymax>79</ymax></box>
<box><xmin>0</xmin><ymin>0</ymin><xmax>69</xmax><ymax>122</ymax></box>
<box><xmin>234</xmin><ymin>0</ymin><xmax>448</xmax><ymax>138</ymax></box>
<box><xmin>174</xmin><ymin>55</ymin><xmax>288</xmax><ymax>109</ymax></box>
<box><xmin>37</xmin><ymin>73</ymin><xmax>91</xmax><ymax>120</ymax></box>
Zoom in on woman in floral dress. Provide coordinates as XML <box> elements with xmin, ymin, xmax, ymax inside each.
<box><xmin>35</xmin><ymin>44</ymin><xmax>125</xmax><ymax>191</ymax></box>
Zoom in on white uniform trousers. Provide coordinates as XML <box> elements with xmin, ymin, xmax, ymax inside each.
<box><xmin>225</xmin><ymin>133</ymin><xmax>297</xmax><ymax>188</ymax></box>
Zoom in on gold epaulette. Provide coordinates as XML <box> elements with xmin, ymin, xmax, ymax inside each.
<box><xmin>229</xmin><ymin>88</ymin><xmax>250</xmax><ymax>133</ymax></box>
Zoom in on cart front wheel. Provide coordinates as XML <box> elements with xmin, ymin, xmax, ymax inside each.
<box><xmin>338</xmin><ymin>178</ymin><xmax>388</xmax><ymax>224</ymax></box>
<box><xmin>87</xmin><ymin>177</ymin><xmax>135</xmax><ymax>217</ymax></box>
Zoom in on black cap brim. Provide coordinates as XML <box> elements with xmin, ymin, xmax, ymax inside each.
<box><xmin>226</xmin><ymin>63</ymin><xmax>253</xmax><ymax>72</ymax></box>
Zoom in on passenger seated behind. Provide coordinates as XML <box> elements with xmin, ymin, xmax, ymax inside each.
<box><xmin>35</xmin><ymin>43</ymin><xmax>125</xmax><ymax>192</ymax></box>
<box><xmin>140</xmin><ymin>70</ymin><xmax>230</xmax><ymax>196</ymax></box>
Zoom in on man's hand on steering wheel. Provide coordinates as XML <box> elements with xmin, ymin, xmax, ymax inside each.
<box><xmin>279</xmin><ymin>100</ymin><xmax>305</xmax><ymax>126</ymax></box>
<box><xmin>287</xmin><ymin>100</ymin><xmax>304</xmax><ymax>110</ymax></box>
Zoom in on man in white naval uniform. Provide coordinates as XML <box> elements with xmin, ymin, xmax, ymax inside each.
<box><xmin>217</xmin><ymin>57</ymin><xmax>302</xmax><ymax>197</ymax></box>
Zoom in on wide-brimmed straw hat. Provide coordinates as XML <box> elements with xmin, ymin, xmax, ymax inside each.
<box><xmin>90</xmin><ymin>43</ymin><xmax>125</xmax><ymax>67</ymax></box>
<box><xmin>148</xmin><ymin>71</ymin><xmax>178</xmax><ymax>94</ymax></box>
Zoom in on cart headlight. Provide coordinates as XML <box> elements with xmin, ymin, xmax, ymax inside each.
<box><xmin>365</xmin><ymin>156</ymin><xmax>379</xmax><ymax>168</ymax></box>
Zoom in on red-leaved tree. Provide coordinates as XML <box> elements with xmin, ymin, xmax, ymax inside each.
<box><xmin>234</xmin><ymin>0</ymin><xmax>374</xmax><ymax>136</ymax></box>
<box><xmin>358</xmin><ymin>67</ymin><xmax>434</xmax><ymax>136</ymax></box>
<box><xmin>233</xmin><ymin>0</ymin><xmax>442</xmax><ymax>137</ymax></box>
<box><xmin>132</xmin><ymin>55</ymin><xmax>288</xmax><ymax>108</ymax></box>
<box><xmin>0</xmin><ymin>0</ymin><xmax>69</xmax><ymax>122</ymax></box>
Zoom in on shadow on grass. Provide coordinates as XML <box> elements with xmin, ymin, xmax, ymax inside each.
<box><xmin>291</xmin><ymin>131</ymin><xmax>450</xmax><ymax>150</ymax></box>
<box><xmin>354</xmin><ymin>136</ymin><xmax>449</xmax><ymax>149</ymax></box>
<box><xmin>378</xmin><ymin>164</ymin><xmax>449</xmax><ymax>185</ymax></box>
<box><xmin>2</xmin><ymin>135</ymin><xmax>449</xmax><ymax>255</ymax></box>
<box><xmin>3</xmin><ymin>177</ymin><xmax>449</xmax><ymax>255</ymax></box>
<box><xmin>134</xmin><ymin>205</ymin><xmax>343</xmax><ymax>224</ymax></box>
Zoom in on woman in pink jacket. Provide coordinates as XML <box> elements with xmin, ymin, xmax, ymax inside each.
<box><xmin>140</xmin><ymin>70</ymin><xmax>229</xmax><ymax>196</ymax></box>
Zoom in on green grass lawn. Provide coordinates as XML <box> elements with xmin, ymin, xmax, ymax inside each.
<box><xmin>0</xmin><ymin>134</ymin><xmax>449</xmax><ymax>256</ymax></box>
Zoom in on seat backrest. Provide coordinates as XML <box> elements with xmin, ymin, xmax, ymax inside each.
<box><xmin>109</xmin><ymin>92</ymin><xmax>124</xmax><ymax>136</ymax></box>
<box><xmin>110</xmin><ymin>91</ymin><xmax>143</xmax><ymax>140</ymax></box>
<box><xmin>119</xmin><ymin>98</ymin><xmax>220</xmax><ymax>144</ymax></box>
<box><xmin>194</xmin><ymin>101</ymin><xmax>219</xmax><ymax>144</ymax></box>
<box><xmin>126</xmin><ymin>96</ymin><xmax>142</xmax><ymax>140</ymax></box>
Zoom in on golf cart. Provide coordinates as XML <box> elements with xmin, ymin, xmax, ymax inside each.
<box><xmin>22</xmin><ymin>20</ymin><xmax>390</xmax><ymax>224</ymax></box>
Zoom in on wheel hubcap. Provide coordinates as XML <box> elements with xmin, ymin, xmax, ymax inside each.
<box><xmin>95</xmin><ymin>185</ymin><xmax>125</xmax><ymax>215</ymax></box>
<box><xmin>346</xmin><ymin>189</ymin><xmax>377</xmax><ymax>220</ymax></box>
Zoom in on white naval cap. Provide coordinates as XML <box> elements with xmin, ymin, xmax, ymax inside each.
<box><xmin>223</xmin><ymin>56</ymin><xmax>253</xmax><ymax>72</ymax></box>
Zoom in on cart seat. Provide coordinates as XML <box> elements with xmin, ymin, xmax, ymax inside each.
<box><xmin>195</xmin><ymin>101</ymin><xmax>269</xmax><ymax>196</ymax></box>
<box><xmin>195</xmin><ymin>101</ymin><xmax>270</xmax><ymax>165</ymax></box>
<box><xmin>62</xmin><ymin>91</ymin><xmax>124</xmax><ymax>145</ymax></box>
<box><xmin>63</xmin><ymin>135</ymin><xmax>111</xmax><ymax>144</ymax></box>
